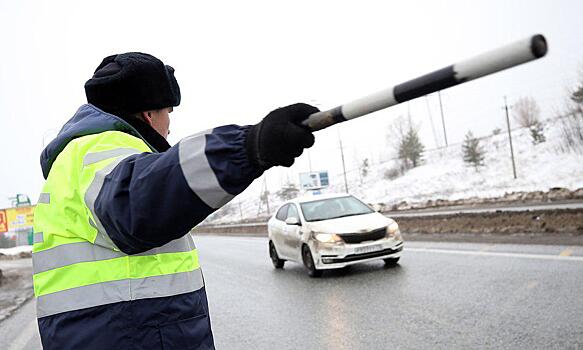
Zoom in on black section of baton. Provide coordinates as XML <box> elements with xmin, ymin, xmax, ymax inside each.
<box><xmin>330</xmin><ymin>105</ymin><xmax>346</xmax><ymax>123</ymax></box>
<box><xmin>393</xmin><ymin>65</ymin><xmax>463</xmax><ymax>103</ymax></box>
<box><xmin>531</xmin><ymin>34</ymin><xmax>547</xmax><ymax>58</ymax></box>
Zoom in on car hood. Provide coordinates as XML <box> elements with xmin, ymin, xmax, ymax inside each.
<box><xmin>304</xmin><ymin>212</ymin><xmax>392</xmax><ymax>234</ymax></box>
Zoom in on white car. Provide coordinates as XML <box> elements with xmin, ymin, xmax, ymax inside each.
<box><xmin>267</xmin><ymin>193</ymin><xmax>403</xmax><ymax>277</ymax></box>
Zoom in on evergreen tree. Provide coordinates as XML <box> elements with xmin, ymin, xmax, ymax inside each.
<box><xmin>529</xmin><ymin>121</ymin><xmax>546</xmax><ymax>145</ymax></box>
<box><xmin>398</xmin><ymin>127</ymin><xmax>424</xmax><ymax>168</ymax></box>
<box><xmin>462</xmin><ymin>131</ymin><xmax>485</xmax><ymax>169</ymax></box>
<box><xmin>360</xmin><ymin>158</ymin><xmax>370</xmax><ymax>179</ymax></box>
<box><xmin>571</xmin><ymin>83</ymin><xmax>583</xmax><ymax>105</ymax></box>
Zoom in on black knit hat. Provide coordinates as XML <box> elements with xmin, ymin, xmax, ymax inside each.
<box><xmin>85</xmin><ymin>52</ymin><xmax>181</xmax><ymax>115</ymax></box>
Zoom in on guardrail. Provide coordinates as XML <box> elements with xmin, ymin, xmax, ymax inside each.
<box><xmin>192</xmin><ymin>222</ymin><xmax>268</xmax><ymax>236</ymax></box>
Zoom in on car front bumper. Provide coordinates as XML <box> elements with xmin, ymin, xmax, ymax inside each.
<box><xmin>312</xmin><ymin>238</ymin><xmax>404</xmax><ymax>269</ymax></box>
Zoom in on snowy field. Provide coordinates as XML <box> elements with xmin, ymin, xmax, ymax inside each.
<box><xmin>0</xmin><ymin>245</ymin><xmax>32</xmax><ymax>257</ymax></box>
<box><xmin>210</xmin><ymin>117</ymin><xmax>583</xmax><ymax>223</ymax></box>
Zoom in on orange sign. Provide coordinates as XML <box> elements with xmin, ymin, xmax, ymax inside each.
<box><xmin>0</xmin><ymin>210</ymin><xmax>7</xmax><ymax>233</ymax></box>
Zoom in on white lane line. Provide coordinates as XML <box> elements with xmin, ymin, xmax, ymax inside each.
<box><xmin>406</xmin><ymin>248</ymin><xmax>583</xmax><ymax>262</ymax></box>
<box><xmin>8</xmin><ymin>318</ymin><xmax>38</xmax><ymax>350</ymax></box>
<box><xmin>479</xmin><ymin>244</ymin><xmax>496</xmax><ymax>252</ymax></box>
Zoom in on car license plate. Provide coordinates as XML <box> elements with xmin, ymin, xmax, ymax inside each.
<box><xmin>355</xmin><ymin>244</ymin><xmax>383</xmax><ymax>254</ymax></box>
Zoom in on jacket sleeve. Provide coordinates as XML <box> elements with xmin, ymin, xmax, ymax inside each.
<box><xmin>88</xmin><ymin>125</ymin><xmax>263</xmax><ymax>254</ymax></box>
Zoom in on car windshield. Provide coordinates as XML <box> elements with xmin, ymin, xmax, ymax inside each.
<box><xmin>300</xmin><ymin>196</ymin><xmax>374</xmax><ymax>222</ymax></box>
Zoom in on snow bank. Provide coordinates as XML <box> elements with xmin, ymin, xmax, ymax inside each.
<box><xmin>0</xmin><ymin>245</ymin><xmax>33</xmax><ymax>256</ymax></box>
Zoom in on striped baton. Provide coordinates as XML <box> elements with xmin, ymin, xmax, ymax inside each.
<box><xmin>302</xmin><ymin>34</ymin><xmax>547</xmax><ymax>131</ymax></box>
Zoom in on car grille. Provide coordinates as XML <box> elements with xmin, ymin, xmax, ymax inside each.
<box><xmin>339</xmin><ymin>227</ymin><xmax>386</xmax><ymax>244</ymax></box>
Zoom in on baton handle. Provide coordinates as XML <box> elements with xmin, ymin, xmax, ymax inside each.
<box><xmin>302</xmin><ymin>34</ymin><xmax>547</xmax><ymax>131</ymax></box>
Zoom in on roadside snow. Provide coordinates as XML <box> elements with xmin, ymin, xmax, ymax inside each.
<box><xmin>0</xmin><ymin>245</ymin><xmax>33</xmax><ymax>256</ymax></box>
<box><xmin>208</xmin><ymin>117</ymin><xmax>583</xmax><ymax>223</ymax></box>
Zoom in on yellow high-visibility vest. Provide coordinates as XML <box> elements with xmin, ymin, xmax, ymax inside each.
<box><xmin>33</xmin><ymin>131</ymin><xmax>203</xmax><ymax>318</ymax></box>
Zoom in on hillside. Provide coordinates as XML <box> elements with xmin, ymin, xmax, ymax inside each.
<box><xmin>207</xmin><ymin>116</ymin><xmax>583</xmax><ymax>224</ymax></box>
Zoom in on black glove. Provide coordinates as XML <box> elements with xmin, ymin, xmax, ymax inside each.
<box><xmin>246</xmin><ymin>103</ymin><xmax>318</xmax><ymax>169</ymax></box>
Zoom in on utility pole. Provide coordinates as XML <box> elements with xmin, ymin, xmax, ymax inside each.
<box><xmin>437</xmin><ymin>91</ymin><xmax>448</xmax><ymax>147</ymax></box>
<box><xmin>504</xmin><ymin>96</ymin><xmax>517</xmax><ymax>179</ymax></box>
<box><xmin>238</xmin><ymin>201</ymin><xmax>244</xmax><ymax>221</ymax></box>
<box><xmin>424</xmin><ymin>95</ymin><xmax>440</xmax><ymax>149</ymax></box>
<box><xmin>337</xmin><ymin>126</ymin><xmax>349</xmax><ymax>194</ymax></box>
<box><xmin>264</xmin><ymin>175</ymin><xmax>270</xmax><ymax>214</ymax></box>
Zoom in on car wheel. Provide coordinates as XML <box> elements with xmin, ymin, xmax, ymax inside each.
<box><xmin>269</xmin><ymin>241</ymin><xmax>285</xmax><ymax>269</ymax></box>
<box><xmin>302</xmin><ymin>245</ymin><xmax>322</xmax><ymax>278</ymax></box>
<box><xmin>383</xmin><ymin>257</ymin><xmax>400</xmax><ymax>266</ymax></box>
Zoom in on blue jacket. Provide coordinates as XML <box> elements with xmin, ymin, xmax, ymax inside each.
<box><xmin>37</xmin><ymin>104</ymin><xmax>262</xmax><ymax>349</ymax></box>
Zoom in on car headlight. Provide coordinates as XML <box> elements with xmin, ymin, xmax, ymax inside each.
<box><xmin>386</xmin><ymin>222</ymin><xmax>402</xmax><ymax>240</ymax></box>
<box><xmin>314</xmin><ymin>233</ymin><xmax>343</xmax><ymax>244</ymax></box>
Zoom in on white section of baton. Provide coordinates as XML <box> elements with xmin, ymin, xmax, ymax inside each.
<box><xmin>454</xmin><ymin>36</ymin><xmax>536</xmax><ymax>81</ymax></box>
<box><xmin>341</xmin><ymin>87</ymin><xmax>398</xmax><ymax>120</ymax></box>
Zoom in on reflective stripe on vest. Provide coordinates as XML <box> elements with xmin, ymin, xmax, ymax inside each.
<box><xmin>33</xmin><ymin>236</ymin><xmax>196</xmax><ymax>274</ymax></box>
<box><xmin>84</xmin><ymin>149</ymin><xmax>142</xmax><ymax>250</ymax></box>
<box><xmin>37</xmin><ymin>269</ymin><xmax>204</xmax><ymax>318</ymax></box>
<box><xmin>33</xmin><ymin>234</ymin><xmax>202</xmax><ymax>317</ymax></box>
<box><xmin>33</xmin><ymin>133</ymin><xmax>205</xmax><ymax>318</ymax></box>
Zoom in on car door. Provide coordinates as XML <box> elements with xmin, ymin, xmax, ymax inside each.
<box><xmin>271</xmin><ymin>204</ymin><xmax>288</xmax><ymax>257</ymax></box>
<box><xmin>282</xmin><ymin>204</ymin><xmax>302</xmax><ymax>260</ymax></box>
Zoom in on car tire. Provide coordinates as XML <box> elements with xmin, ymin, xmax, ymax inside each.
<box><xmin>269</xmin><ymin>241</ymin><xmax>285</xmax><ymax>269</ymax></box>
<box><xmin>383</xmin><ymin>257</ymin><xmax>400</xmax><ymax>266</ymax></box>
<box><xmin>302</xmin><ymin>245</ymin><xmax>322</xmax><ymax>278</ymax></box>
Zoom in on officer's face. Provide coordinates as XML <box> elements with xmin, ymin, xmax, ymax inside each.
<box><xmin>145</xmin><ymin>107</ymin><xmax>173</xmax><ymax>139</ymax></box>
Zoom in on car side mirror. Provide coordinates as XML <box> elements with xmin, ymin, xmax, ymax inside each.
<box><xmin>285</xmin><ymin>217</ymin><xmax>301</xmax><ymax>226</ymax></box>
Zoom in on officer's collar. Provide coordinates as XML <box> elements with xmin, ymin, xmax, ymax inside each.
<box><xmin>120</xmin><ymin>116</ymin><xmax>171</xmax><ymax>153</ymax></box>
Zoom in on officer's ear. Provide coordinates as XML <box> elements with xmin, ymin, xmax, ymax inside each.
<box><xmin>138</xmin><ymin>111</ymin><xmax>154</xmax><ymax>127</ymax></box>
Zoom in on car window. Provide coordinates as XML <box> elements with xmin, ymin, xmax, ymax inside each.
<box><xmin>300</xmin><ymin>196</ymin><xmax>374</xmax><ymax>222</ymax></box>
<box><xmin>275</xmin><ymin>205</ymin><xmax>288</xmax><ymax>221</ymax></box>
<box><xmin>287</xmin><ymin>204</ymin><xmax>300</xmax><ymax>221</ymax></box>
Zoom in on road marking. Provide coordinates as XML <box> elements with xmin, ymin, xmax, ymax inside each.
<box><xmin>479</xmin><ymin>244</ymin><xmax>496</xmax><ymax>252</ymax></box>
<box><xmin>406</xmin><ymin>248</ymin><xmax>583</xmax><ymax>262</ymax></box>
<box><xmin>559</xmin><ymin>248</ymin><xmax>573</xmax><ymax>257</ymax></box>
<box><xmin>8</xmin><ymin>318</ymin><xmax>38</xmax><ymax>350</ymax></box>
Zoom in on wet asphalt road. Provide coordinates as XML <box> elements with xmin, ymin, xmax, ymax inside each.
<box><xmin>1</xmin><ymin>236</ymin><xmax>583</xmax><ymax>349</ymax></box>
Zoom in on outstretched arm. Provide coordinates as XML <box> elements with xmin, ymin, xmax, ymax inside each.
<box><xmin>86</xmin><ymin>103</ymin><xmax>318</xmax><ymax>254</ymax></box>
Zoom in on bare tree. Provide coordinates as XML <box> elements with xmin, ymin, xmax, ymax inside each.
<box><xmin>513</xmin><ymin>96</ymin><xmax>541</xmax><ymax>128</ymax></box>
<box><xmin>559</xmin><ymin>71</ymin><xmax>583</xmax><ymax>154</ymax></box>
<box><xmin>276</xmin><ymin>183</ymin><xmax>299</xmax><ymax>201</ymax></box>
<box><xmin>513</xmin><ymin>96</ymin><xmax>546</xmax><ymax>144</ymax></box>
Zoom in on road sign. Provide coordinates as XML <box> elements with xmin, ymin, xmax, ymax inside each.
<box><xmin>299</xmin><ymin>171</ymin><xmax>329</xmax><ymax>190</ymax></box>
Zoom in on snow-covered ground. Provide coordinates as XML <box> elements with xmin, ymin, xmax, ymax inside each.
<box><xmin>208</xmin><ymin>116</ymin><xmax>583</xmax><ymax>223</ymax></box>
<box><xmin>0</xmin><ymin>245</ymin><xmax>32</xmax><ymax>256</ymax></box>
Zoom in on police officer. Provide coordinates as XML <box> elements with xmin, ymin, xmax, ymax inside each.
<box><xmin>33</xmin><ymin>52</ymin><xmax>317</xmax><ymax>349</ymax></box>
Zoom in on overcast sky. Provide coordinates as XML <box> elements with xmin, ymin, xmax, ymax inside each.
<box><xmin>1</xmin><ymin>0</ymin><xmax>583</xmax><ymax>208</ymax></box>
